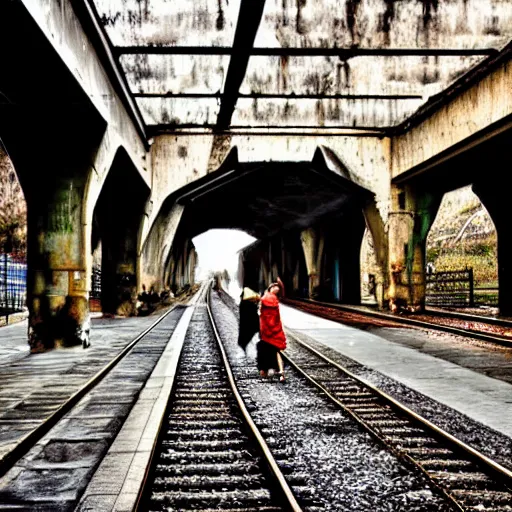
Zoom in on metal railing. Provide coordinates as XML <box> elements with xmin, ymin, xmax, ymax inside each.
<box><xmin>90</xmin><ymin>263</ymin><xmax>102</xmax><ymax>312</ymax></box>
<box><xmin>426</xmin><ymin>269</ymin><xmax>474</xmax><ymax>307</ymax></box>
<box><xmin>0</xmin><ymin>252</ymin><xmax>27</xmax><ymax>323</ymax></box>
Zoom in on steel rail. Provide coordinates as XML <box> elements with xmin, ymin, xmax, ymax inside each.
<box><xmin>288</xmin><ymin>298</ymin><xmax>512</xmax><ymax>348</ymax></box>
<box><xmin>206</xmin><ymin>286</ymin><xmax>303</xmax><ymax>512</ymax></box>
<box><xmin>0</xmin><ymin>303</ymin><xmax>179</xmax><ymax>478</ymax></box>
<box><xmin>283</xmin><ymin>330</ymin><xmax>512</xmax><ymax>487</ymax></box>
<box><xmin>425</xmin><ymin>307</ymin><xmax>512</xmax><ymax>328</ymax></box>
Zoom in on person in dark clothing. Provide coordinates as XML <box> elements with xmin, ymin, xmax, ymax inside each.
<box><xmin>238</xmin><ymin>287</ymin><xmax>261</xmax><ymax>350</ymax></box>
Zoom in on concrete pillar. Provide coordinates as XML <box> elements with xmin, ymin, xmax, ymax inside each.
<box><xmin>141</xmin><ymin>203</ymin><xmax>184</xmax><ymax>292</ymax></box>
<box><xmin>95</xmin><ymin>151</ymin><xmax>149</xmax><ymax>317</ymax></box>
<box><xmin>363</xmin><ymin>202</ymin><xmax>388</xmax><ymax>309</ymax></box>
<box><xmin>387</xmin><ymin>185</ymin><xmax>442</xmax><ymax>312</ymax></box>
<box><xmin>26</xmin><ymin>180</ymin><xmax>90</xmax><ymax>351</ymax></box>
<box><xmin>100</xmin><ymin>225</ymin><xmax>139</xmax><ymax>317</ymax></box>
<box><xmin>300</xmin><ymin>227</ymin><xmax>325</xmax><ymax>298</ymax></box>
<box><xmin>472</xmin><ymin>182</ymin><xmax>512</xmax><ymax>316</ymax></box>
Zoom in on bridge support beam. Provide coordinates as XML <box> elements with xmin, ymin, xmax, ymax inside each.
<box><xmin>472</xmin><ymin>182</ymin><xmax>512</xmax><ymax>316</ymax></box>
<box><xmin>94</xmin><ymin>150</ymin><xmax>150</xmax><ymax>317</ymax></box>
<box><xmin>387</xmin><ymin>185</ymin><xmax>442</xmax><ymax>312</ymax></box>
<box><xmin>167</xmin><ymin>238</ymin><xmax>196</xmax><ymax>294</ymax></box>
<box><xmin>0</xmin><ymin>123</ymin><xmax>104</xmax><ymax>352</ymax></box>
<box><xmin>337</xmin><ymin>214</ymin><xmax>366</xmax><ymax>304</ymax></box>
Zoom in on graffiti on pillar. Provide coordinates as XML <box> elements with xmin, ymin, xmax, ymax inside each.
<box><xmin>47</xmin><ymin>183</ymin><xmax>81</xmax><ymax>234</ymax></box>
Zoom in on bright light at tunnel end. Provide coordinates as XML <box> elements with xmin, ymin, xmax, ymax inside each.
<box><xmin>193</xmin><ymin>229</ymin><xmax>256</xmax><ymax>297</ymax></box>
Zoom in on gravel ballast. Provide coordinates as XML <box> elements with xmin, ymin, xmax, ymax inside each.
<box><xmin>210</xmin><ymin>291</ymin><xmax>455</xmax><ymax>512</ymax></box>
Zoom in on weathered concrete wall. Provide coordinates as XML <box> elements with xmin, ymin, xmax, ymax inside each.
<box><xmin>145</xmin><ymin>133</ymin><xmax>391</xmax><ymax>233</ymax></box>
<box><xmin>392</xmin><ymin>56</ymin><xmax>512</xmax><ymax>177</ymax></box>
<box><xmin>20</xmin><ymin>0</ymin><xmax>148</xmax><ymax>178</ymax></box>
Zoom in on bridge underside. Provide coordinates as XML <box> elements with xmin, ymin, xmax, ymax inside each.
<box><xmin>1</xmin><ymin>0</ymin><xmax>512</xmax><ymax>349</ymax></box>
<box><xmin>177</xmin><ymin>161</ymin><xmax>370</xmax><ymax>239</ymax></box>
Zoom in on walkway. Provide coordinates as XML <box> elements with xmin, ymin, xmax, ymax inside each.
<box><xmin>0</xmin><ymin>311</ymin><xmax>171</xmax><ymax>468</ymax></box>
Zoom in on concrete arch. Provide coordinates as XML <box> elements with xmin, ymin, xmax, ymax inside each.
<box><xmin>144</xmin><ymin>145</ymin><xmax>378</xmax><ymax>300</ymax></box>
<box><xmin>92</xmin><ymin>147</ymin><xmax>151</xmax><ymax>315</ymax></box>
<box><xmin>312</xmin><ymin>146</ymin><xmax>388</xmax><ymax>306</ymax></box>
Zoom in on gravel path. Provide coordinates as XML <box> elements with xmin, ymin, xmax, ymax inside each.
<box><xmin>210</xmin><ymin>290</ymin><xmax>455</xmax><ymax>512</ymax></box>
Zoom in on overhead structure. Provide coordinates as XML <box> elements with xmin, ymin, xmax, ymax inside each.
<box><xmin>91</xmin><ymin>0</ymin><xmax>512</xmax><ymax>135</ymax></box>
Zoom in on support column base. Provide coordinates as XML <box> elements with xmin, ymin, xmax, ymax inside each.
<box><xmin>29</xmin><ymin>295</ymin><xmax>90</xmax><ymax>352</ymax></box>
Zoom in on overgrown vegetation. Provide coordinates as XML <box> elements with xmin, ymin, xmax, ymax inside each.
<box><xmin>427</xmin><ymin>187</ymin><xmax>497</xmax><ymax>288</ymax></box>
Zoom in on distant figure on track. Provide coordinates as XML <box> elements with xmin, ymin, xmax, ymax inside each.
<box><xmin>258</xmin><ymin>278</ymin><xmax>286</xmax><ymax>383</ymax></box>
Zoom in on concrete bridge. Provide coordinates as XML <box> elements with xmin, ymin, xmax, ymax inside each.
<box><xmin>1</xmin><ymin>0</ymin><xmax>512</xmax><ymax>350</ymax></box>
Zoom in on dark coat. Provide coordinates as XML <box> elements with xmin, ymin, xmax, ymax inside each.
<box><xmin>238</xmin><ymin>299</ymin><xmax>260</xmax><ymax>350</ymax></box>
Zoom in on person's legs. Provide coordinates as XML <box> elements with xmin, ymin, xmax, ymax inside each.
<box><xmin>276</xmin><ymin>352</ymin><xmax>285</xmax><ymax>382</ymax></box>
<box><xmin>257</xmin><ymin>341</ymin><xmax>270</xmax><ymax>378</ymax></box>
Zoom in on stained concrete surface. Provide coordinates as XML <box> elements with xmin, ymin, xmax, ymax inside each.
<box><xmin>280</xmin><ymin>305</ymin><xmax>512</xmax><ymax>439</ymax></box>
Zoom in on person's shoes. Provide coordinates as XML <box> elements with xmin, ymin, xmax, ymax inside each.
<box><xmin>277</xmin><ymin>372</ymin><xmax>286</xmax><ymax>383</ymax></box>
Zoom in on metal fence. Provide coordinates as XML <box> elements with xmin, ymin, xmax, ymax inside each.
<box><xmin>90</xmin><ymin>263</ymin><xmax>102</xmax><ymax>312</ymax></box>
<box><xmin>0</xmin><ymin>252</ymin><xmax>27</xmax><ymax>320</ymax></box>
<box><xmin>426</xmin><ymin>269</ymin><xmax>474</xmax><ymax>307</ymax></box>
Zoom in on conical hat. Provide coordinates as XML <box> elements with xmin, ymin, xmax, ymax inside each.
<box><xmin>242</xmin><ymin>287</ymin><xmax>260</xmax><ymax>301</ymax></box>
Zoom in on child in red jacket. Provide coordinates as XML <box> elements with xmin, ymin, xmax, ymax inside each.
<box><xmin>258</xmin><ymin>279</ymin><xmax>286</xmax><ymax>383</ymax></box>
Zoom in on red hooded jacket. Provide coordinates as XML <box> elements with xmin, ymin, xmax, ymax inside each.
<box><xmin>259</xmin><ymin>291</ymin><xmax>286</xmax><ymax>350</ymax></box>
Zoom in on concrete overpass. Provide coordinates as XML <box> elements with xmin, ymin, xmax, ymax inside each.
<box><xmin>1</xmin><ymin>0</ymin><xmax>512</xmax><ymax>350</ymax></box>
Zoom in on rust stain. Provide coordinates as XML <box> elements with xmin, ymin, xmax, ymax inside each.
<box><xmin>380</xmin><ymin>0</ymin><xmax>396</xmax><ymax>45</ymax></box>
<box><xmin>422</xmin><ymin>0</ymin><xmax>439</xmax><ymax>28</ymax></box>
<box><xmin>345</xmin><ymin>0</ymin><xmax>362</xmax><ymax>44</ymax></box>
<box><xmin>484</xmin><ymin>14</ymin><xmax>501</xmax><ymax>37</ymax></box>
<box><xmin>282</xmin><ymin>0</ymin><xmax>289</xmax><ymax>27</ymax></box>
<box><xmin>296</xmin><ymin>0</ymin><xmax>308</xmax><ymax>35</ymax></box>
<box><xmin>280</xmin><ymin>55</ymin><xmax>290</xmax><ymax>92</ymax></box>
<box><xmin>216</xmin><ymin>0</ymin><xmax>225</xmax><ymax>30</ymax></box>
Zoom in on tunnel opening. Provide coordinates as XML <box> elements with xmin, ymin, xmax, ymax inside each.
<box><xmin>426</xmin><ymin>185</ymin><xmax>498</xmax><ymax>314</ymax></box>
<box><xmin>192</xmin><ymin>229</ymin><xmax>256</xmax><ymax>299</ymax></box>
<box><xmin>0</xmin><ymin>143</ymin><xmax>27</xmax><ymax>326</ymax></box>
<box><xmin>92</xmin><ymin>149</ymin><xmax>150</xmax><ymax>317</ymax></box>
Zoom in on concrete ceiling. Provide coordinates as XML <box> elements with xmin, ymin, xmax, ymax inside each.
<box><xmin>91</xmin><ymin>0</ymin><xmax>512</xmax><ymax>131</ymax></box>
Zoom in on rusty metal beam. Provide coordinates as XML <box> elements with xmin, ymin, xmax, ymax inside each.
<box><xmin>133</xmin><ymin>92</ymin><xmax>424</xmax><ymax>100</ymax></box>
<box><xmin>216</xmin><ymin>0</ymin><xmax>267</xmax><ymax>130</ymax></box>
<box><xmin>116</xmin><ymin>46</ymin><xmax>497</xmax><ymax>57</ymax></box>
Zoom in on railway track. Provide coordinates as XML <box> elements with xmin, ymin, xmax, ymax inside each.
<box><xmin>283</xmin><ymin>331</ymin><xmax>512</xmax><ymax>512</ymax></box>
<box><xmin>136</xmin><ymin>286</ymin><xmax>302</xmax><ymax>512</ymax></box>
<box><xmin>285</xmin><ymin>298</ymin><xmax>512</xmax><ymax>348</ymax></box>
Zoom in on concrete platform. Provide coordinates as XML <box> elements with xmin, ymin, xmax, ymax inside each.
<box><xmin>0</xmin><ymin>310</ymin><xmax>174</xmax><ymax>471</ymax></box>
<box><xmin>280</xmin><ymin>305</ymin><xmax>512</xmax><ymax>439</ymax></box>
<box><xmin>0</xmin><ymin>306</ymin><xmax>188</xmax><ymax>511</ymax></box>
